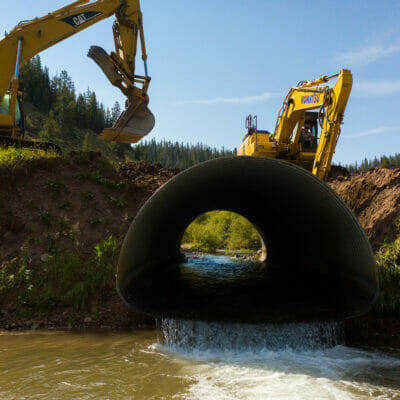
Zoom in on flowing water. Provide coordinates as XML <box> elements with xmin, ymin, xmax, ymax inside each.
<box><xmin>1</xmin><ymin>254</ymin><xmax>400</xmax><ymax>399</ymax></box>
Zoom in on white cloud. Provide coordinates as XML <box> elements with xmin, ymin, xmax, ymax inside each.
<box><xmin>338</xmin><ymin>43</ymin><xmax>400</xmax><ymax>66</ymax></box>
<box><xmin>347</xmin><ymin>126</ymin><xmax>399</xmax><ymax>138</ymax></box>
<box><xmin>172</xmin><ymin>92</ymin><xmax>280</xmax><ymax>106</ymax></box>
<box><xmin>354</xmin><ymin>80</ymin><xmax>400</xmax><ymax>96</ymax></box>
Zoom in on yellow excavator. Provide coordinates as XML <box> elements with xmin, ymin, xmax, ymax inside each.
<box><xmin>238</xmin><ymin>70</ymin><xmax>353</xmax><ymax>180</ymax></box>
<box><xmin>0</xmin><ymin>0</ymin><xmax>154</xmax><ymax>151</ymax></box>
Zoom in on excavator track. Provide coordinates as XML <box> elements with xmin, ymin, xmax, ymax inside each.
<box><xmin>0</xmin><ymin>135</ymin><xmax>62</xmax><ymax>154</ymax></box>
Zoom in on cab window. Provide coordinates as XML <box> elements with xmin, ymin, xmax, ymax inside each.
<box><xmin>0</xmin><ymin>94</ymin><xmax>9</xmax><ymax>115</ymax></box>
<box><xmin>0</xmin><ymin>94</ymin><xmax>22</xmax><ymax>126</ymax></box>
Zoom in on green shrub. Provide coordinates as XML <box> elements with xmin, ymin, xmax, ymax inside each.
<box><xmin>1</xmin><ymin>236</ymin><xmax>120</xmax><ymax>313</ymax></box>
<box><xmin>375</xmin><ymin>237</ymin><xmax>400</xmax><ymax>317</ymax></box>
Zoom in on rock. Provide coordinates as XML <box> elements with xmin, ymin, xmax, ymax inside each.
<box><xmin>84</xmin><ymin>316</ymin><xmax>92</xmax><ymax>323</ymax></box>
<box><xmin>40</xmin><ymin>254</ymin><xmax>53</xmax><ymax>262</ymax></box>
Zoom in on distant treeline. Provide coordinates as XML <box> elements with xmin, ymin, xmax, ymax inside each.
<box><xmin>345</xmin><ymin>153</ymin><xmax>400</xmax><ymax>173</ymax></box>
<box><xmin>18</xmin><ymin>56</ymin><xmax>235</xmax><ymax>164</ymax></box>
<box><xmin>130</xmin><ymin>139</ymin><xmax>236</xmax><ymax>169</ymax></box>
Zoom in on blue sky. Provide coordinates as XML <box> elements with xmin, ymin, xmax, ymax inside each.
<box><xmin>2</xmin><ymin>0</ymin><xmax>400</xmax><ymax>164</ymax></box>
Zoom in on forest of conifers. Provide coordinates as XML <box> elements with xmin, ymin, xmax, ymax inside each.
<box><xmin>18</xmin><ymin>56</ymin><xmax>399</xmax><ymax>171</ymax></box>
<box><xmin>18</xmin><ymin>56</ymin><xmax>235</xmax><ymax>167</ymax></box>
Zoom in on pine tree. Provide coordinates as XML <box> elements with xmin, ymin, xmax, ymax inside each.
<box><xmin>39</xmin><ymin>111</ymin><xmax>62</xmax><ymax>144</ymax></box>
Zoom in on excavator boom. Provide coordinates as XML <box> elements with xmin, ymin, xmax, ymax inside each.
<box><xmin>0</xmin><ymin>0</ymin><xmax>154</xmax><ymax>145</ymax></box>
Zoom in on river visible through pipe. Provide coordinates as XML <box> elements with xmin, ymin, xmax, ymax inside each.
<box><xmin>1</xmin><ymin>255</ymin><xmax>400</xmax><ymax>399</ymax></box>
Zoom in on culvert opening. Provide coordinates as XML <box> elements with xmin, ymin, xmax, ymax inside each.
<box><xmin>180</xmin><ymin>210</ymin><xmax>264</xmax><ymax>257</ymax></box>
<box><xmin>117</xmin><ymin>157</ymin><xmax>378</xmax><ymax>323</ymax></box>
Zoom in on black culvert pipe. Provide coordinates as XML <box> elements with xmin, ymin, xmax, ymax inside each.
<box><xmin>117</xmin><ymin>157</ymin><xmax>378</xmax><ymax>323</ymax></box>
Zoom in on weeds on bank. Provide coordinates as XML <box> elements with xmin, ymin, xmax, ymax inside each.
<box><xmin>89</xmin><ymin>217</ymin><xmax>103</xmax><ymax>225</ymax></box>
<box><xmin>0</xmin><ymin>146</ymin><xmax>59</xmax><ymax>169</ymax></box>
<box><xmin>39</xmin><ymin>210</ymin><xmax>54</xmax><ymax>226</ymax></box>
<box><xmin>57</xmin><ymin>201</ymin><xmax>72</xmax><ymax>210</ymax></box>
<box><xmin>81</xmin><ymin>191</ymin><xmax>94</xmax><ymax>201</ymax></box>
<box><xmin>108</xmin><ymin>197</ymin><xmax>127</xmax><ymax>208</ymax></box>
<box><xmin>76</xmin><ymin>170</ymin><xmax>126</xmax><ymax>191</ymax></box>
<box><xmin>0</xmin><ymin>236</ymin><xmax>119</xmax><ymax>313</ymax></box>
<box><xmin>45</xmin><ymin>179</ymin><xmax>65</xmax><ymax>197</ymax></box>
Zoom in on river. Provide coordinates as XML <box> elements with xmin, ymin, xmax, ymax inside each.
<box><xmin>1</xmin><ymin>254</ymin><xmax>400</xmax><ymax>399</ymax></box>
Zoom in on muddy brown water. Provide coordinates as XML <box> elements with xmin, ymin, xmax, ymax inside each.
<box><xmin>1</xmin><ymin>328</ymin><xmax>400</xmax><ymax>399</ymax></box>
<box><xmin>1</xmin><ymin>255</ymin><xmax>400</xmax><ymax>399</ymax></box>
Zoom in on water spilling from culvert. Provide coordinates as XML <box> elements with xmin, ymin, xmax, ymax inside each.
<box><xmin>158</xmin><ymin>318</ymin><xmax>400</xmax><ymax>399</ymax></box>
<box><xmin>161</xmin><ymin>318</ymin><xmax>344</xmax><ymax>351</ymax></box>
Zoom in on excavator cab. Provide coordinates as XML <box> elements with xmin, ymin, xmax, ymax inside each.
<box><xmin>299</xmin><ymin>112</ymin><xmax>318</xmax><ymax>152</ymax></box>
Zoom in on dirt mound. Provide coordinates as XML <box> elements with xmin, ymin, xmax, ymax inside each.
<box><xmin>119</xmin><ymin>161</ymin><xmax>179</xmax><ymax>194</ymax></box>
<box><xmin>329</xmin><ymin>167</ymin><xmax>400</xmax><ymax>250</ymax></box>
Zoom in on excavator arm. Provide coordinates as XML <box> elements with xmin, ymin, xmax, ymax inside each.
<box><xmin>0</xmin><ymin>0</ymin><xmax>154</xmax><ymax>143</ymax></box>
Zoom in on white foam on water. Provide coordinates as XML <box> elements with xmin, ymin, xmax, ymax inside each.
<box><xmin>159</xmin><ymin>318</ymin><xmax>400</xmax><ymax>399</ymax></box>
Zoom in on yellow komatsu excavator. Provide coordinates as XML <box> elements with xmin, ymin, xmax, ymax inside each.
<box><xmin>238</xmin><ymin>70</ymin><xmax>353</xmax><ymax>180</ymax></box>
<box><xmin>0</xmin><ymin>0</ymin><xmax>154</xmax><ymax>151</ymax></box>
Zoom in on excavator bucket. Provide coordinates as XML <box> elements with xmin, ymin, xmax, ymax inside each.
<box><xmin>99</xmin><ymin>100</ymin><xmax>155</xmax><ymax>144</ymax></box>
<box><xmin>88</xmin><ymin>46</ymin><xmax>155</xmax><ymax>143</ymax></box>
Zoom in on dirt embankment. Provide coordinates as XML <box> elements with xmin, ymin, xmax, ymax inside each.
<box><xmin>1</xmin><ymin>156</ymin><xmax>400</xmax><ymax>345</ymax></box>
<box><xmin>0</xmin><ymin>153</ymin><xmax>179</xmax><ymax>330</ymax></box>
<box><xmin>328</xmin><ymin>167</ymin><xmax>400</xmax><ymax>250</ymax></box>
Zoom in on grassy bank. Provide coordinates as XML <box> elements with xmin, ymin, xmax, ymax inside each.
<box><xmin>0</xmin><ymin>236</ymin><xmax>119</xmax><ymax>314</ymax></box>
<box><xmin>0</xmin><ymin>146</ymin><xmax>59</xmax><ymax>169</ymax></box>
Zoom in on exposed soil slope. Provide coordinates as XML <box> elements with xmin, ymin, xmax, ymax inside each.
<box><xmin>328</xmin><ymin>167</ymin><xmax>400</xmax><ymax>250</ymax></box>
<box><xmin>1</xmin><ymin>156</ymin><xmax>400</xmax><ymax>343</ymax></box>
<box><xmin>0</xmin><ymin>153</ymin><xmax>178</xmax><ymax>330</ymax></box>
